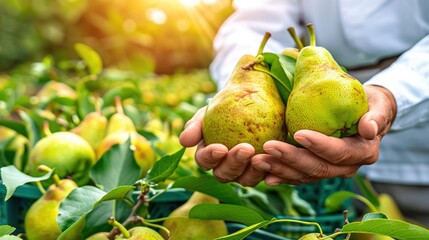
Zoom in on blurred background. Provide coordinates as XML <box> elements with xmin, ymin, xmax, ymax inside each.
<box><xmin>0</xmin><ymin>0</ymin><xmax>233</xmax><ymax>73</ymax></box>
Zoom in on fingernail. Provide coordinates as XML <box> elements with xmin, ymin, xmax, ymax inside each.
<box><xmin>265</xmin><ymin>147</ymin><xmax>282</xmax><ymax>158</ymax></box>
<box><xmin>254</xmin><ymin>162</ymin><xmax>271</xmax><ymax>171</ymax></box>
<box><xmin>212</xmin><ymin>150</ymin><xmax>225</xmax><ymax>159</ymax></box>
<box><xmin>236</xmin><ymin>149</ymin><xmax>251</xmax><ymax>162</ymax></box>
<box><xmin>294</xmin><ymin>134</ymin><xmax>311</xmax><ymax>148</ymax></box>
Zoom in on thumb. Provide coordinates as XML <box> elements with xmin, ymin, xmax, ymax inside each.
<box><xmin>179</xmin><ymin>106</ymin><xmax>206</xmax><ymax>147</ymax></box>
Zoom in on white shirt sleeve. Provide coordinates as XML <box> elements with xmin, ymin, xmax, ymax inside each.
<box><xmin>365</xmin><ymin>35</ymin><xmax>429</xmax><ymax>131</ymax></box>
<box><xmin>209</xmin><ymin>0</ymin><xmax>302</xmax><ymax>90</ymax></box>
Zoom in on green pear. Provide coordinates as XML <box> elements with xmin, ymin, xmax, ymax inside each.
<box><xmin>286</xmin><ymin>24</ymin><xmax>368</xmax><ymax>138</ymax></box>
<box><xmin>71</xmin><ymin>111</ymin><xmax>108</xmax><ymax>151</ymax></box>
<box><xmin>85</xmin><ymin>232</ymin><xmax>110</xmax><ymax>240</ymax></box>
<box><xmin>106</xmin><ymin>97</ymin><xmax>136</xmax><ymax>135</ymax></box>
<box><xmin>202</xmin><ymin>34</ymin><xmax>286</xmax><ymax>153</ymax></box>
<box><xmin>24</xmin><ymin>179</ymin><xmax>78</xmax><ymax>240</ymax></box>
<box><xmin>162</xmin><ymin>192</ymin><xmax>228</xmax><ymax>240</ymax></box>
<box><xmin>25</xmin><ymin>132</ymin><xmax>97</xmax><ymax>186</ymax></box>
<box><xmin>115</xmin><ymin>227</ymin><xmax>164</xmax><ymax>240</ymax></box>
<box><xmin>299</xmin><ymin>233</ymin><xmax>333</xmax><ymax>240</ymax></box>
<box><xmin>36</xmin><ymin>80</ymin><xmax>77</xmax><ymax>100</ymax></box>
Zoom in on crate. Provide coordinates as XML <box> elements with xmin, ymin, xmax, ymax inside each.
<box><xmin>147</xmin><ymin>188</ymin><xmax>193</xmax><ymax>219</ymax></box>
<box><xmin>0</xmin><ymin>183</ymin><xmax>42</xmax><ymax>234</ymax></box>
<box><xmin>227</xmin><ymin>223</ymin><xmax>292</xmax><ymax>240</ymax></box>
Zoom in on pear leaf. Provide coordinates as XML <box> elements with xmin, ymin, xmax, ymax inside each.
<box><xmin>0</xmin><ymin>236</ymin><xmax>22</xmax><ymax>240</ymax></box>
<box><xmin>215</xmin><ymin>221</ymin><xmax>271</xmax><ymax>240</ymax></box>
<box><xmin>102</xmin><ymin>85</ymin><xmax>141</xmax><ymax>107</ymax></box>
<box><xmin>74</xmin><ymin>43</ymin><xmax>103</xmax><ymax>75</ymax></box>
<box><xmin>353</xmin><ymin>174</ymin><xmax>380</xmax><ymax>208</ymax></box>
<box><xmin>341</xmin><ymin>218</ymin><xmax>429</xmax><ymax>240</ymax></box>
<box><xmin>0</xmin><ymin>120</ymin><xmax>27</xmax><ymax>138</ymax></box>
<box><xmin>57</xmin><ymin>185</ymin><xmax>135</xmax><ymax>240</ymax></box>
<box><xmin>145</xmin><ymin>147</ymin><xmax>185</xmax><ymax>183</ymax></box>
<box><xmin>324</xmin><ymin>190</ymin><xmax>357</xmax><ymax>213</ymax></box>
<box><xmin>189</xmin><ymin>203</ymin><xmax>266</xmax><ymax>226</ymax></box>
<box><xmin>0</xmin><ymin>165</ymin><xmax>52</xmax><ymax>201</ymax></box>
<box><xmin>172</xmin><ymin>175</ymin><xmax>242</xmax><ymax>205</ymax></box>
<box><xmin>17</xmin><ymin>110</ymin><xmax>40</xmax><ymax>148</ymax></box>
<box><xmin>0</xmin><ymin>225</ymin><xmax>15</xmax><ymax>236</ymax></box>
<box><xmin>90</xmin><ymin>138</ymin><xmax>140</xmax><ymax>191</ymax></box>
<box><xmin>362</xmin><ymin>212</ymin><xmax>388</xmax><ymax>220</ymax></box>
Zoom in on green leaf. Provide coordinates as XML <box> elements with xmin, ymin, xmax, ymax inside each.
<box><xmin>74</xmin><ymin>43</ymin><xmax>103</xmax><ymax>75</ymax></box>
<box><xmin>362</xmin><ymin>212</ymin><xmax>388</xmax><ymax>220</ymax></box>
<box><xmin>215</xmin><ymin>221</ymin><xmax>271</xmax><ymax>240</ymax></box>
<box><xmin>146</xmin><ymin>147</ymin><xmax>185</xmax><ymax>183</ymax></box>
<box><xmin>0</xmin><ymin>120</ymin><xmax>27</xmax><ymax>138</ymax></box>
<box><xmin>90</xmin><ymin>138</ymin><xmax>141</xmax><ymax>191</ymax></box>
<box><xmin>17</xmin><ymin>110</ymin><xmax>40</xmax><ymax>148</ymax></box>
<box><xmin>0</xmin><ymin>165</ymin><xmax>52</xmax><ymax>201</ymax></box>
<box><xmin>353</xmin><ymin>174</ymin><xmax>380</xmax><ymax>208</ymax></box>
<box><xmin>57</xmin><ymin>185</ymin><xmax>135</xmax><ymax>240</ymax></box>
<box><xmin>189</xmin><ymin>203</ymin><xmax>266</xmax><ymax>226</ymax></box>
<box><xmin>102</xmin><ymin>85</ymin><xmax>141</xmax><ymax>107</ymax></box>
<box><xmin>324</xmin><ymin>191</ymin><xmax>357</xmax><ymax>213</ymax></box>
<box><xmin>341</xmin><ymin>218</ymin><xmax>429</xmax><ymax>240</ymax></box>
<box><xmin>0</xmin><ymin>236</ymin><xmax>22</xmax><ymax>240</ymax></box>
<box><xmin>0</xmin><ymin>225</ymin><xmax>15</xmax><ymax>236</ymax></box>
<box><xmin>76</xmin><ymin>76</ymin><xmax>97</xmax><ymax>118</ymax></box>
<box><xmin>172</xmin><ymin>175</ymin><xmax>242</xmax><ymax>205</ymax></box>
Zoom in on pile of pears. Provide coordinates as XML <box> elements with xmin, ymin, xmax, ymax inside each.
<box><xmin>24</xmin><ymin>97</ymin><xmax>156</xmax><ymax>186</ymax></box>
<box><xmin>203</xmin><ymin>23</ymin><xmax>368</xmax><ymax>151</ymax></box>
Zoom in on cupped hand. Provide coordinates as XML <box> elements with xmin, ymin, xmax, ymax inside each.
<box><xmin>251</xmin><ymin>85</ymin><xmax>397</xmax><ymax>186</ymax></box>
<box><xmin>179</xmin><ymin>107</ymin><xmax>265</xmax><ymax>186</ymax></box>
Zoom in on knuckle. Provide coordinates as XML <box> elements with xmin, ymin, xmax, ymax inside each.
<box><xmin>308</xmin><ymin>161</ymin><xmax>330</xmax><ymax>178</ymax></box>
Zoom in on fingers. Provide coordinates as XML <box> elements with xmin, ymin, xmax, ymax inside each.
<box><xmin>179</xmin><ymin>107</ymin><xmax>207</xmax><ymax>147</ymax></box>
<box><xmin>195</xmin><ymin>142</ymin><xmax>228</xmax><ymax>170</ymax></box>
<box><xmin>292</xmin><ymin>130</ymin><xmax>379</xmax><ymax>165</ymax></box>
<box><xmin>212</xmin><ymin>143</ymin><xmax>255</xmax><ymax>182</ymax></box>
<box><xmin>235</xmin><ymin>164</ymin><xmax>266</xmax><ymax>187</ymax></box>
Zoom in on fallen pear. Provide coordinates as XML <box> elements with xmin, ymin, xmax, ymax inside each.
<box><xmin>202</xmin><ymin>33</ymin><xmax>286</xmax><ymax>153</ymax></box>
<box><xmin>162</xmin><ymin>191</ymin><xmax>228</xmax><ymax>240</ymax></box>
<box><xmin>285</xmin><ymin>24</ymin><xmax>368</xmax><ymax>138</ymax></box>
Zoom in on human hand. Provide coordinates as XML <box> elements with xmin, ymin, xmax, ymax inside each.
<box><xmin>251</xmin><ymin>85</ymin><xmax>397</xmax><ymax>186</ymax></box>
<box><xmin>179</xmin><ymin>107</ymin><xmax>265</xmax><ymax>186</ymax></box>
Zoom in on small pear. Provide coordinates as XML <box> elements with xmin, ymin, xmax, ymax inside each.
<box><xmin>202</xmin><ymin>33</ymin><xmax>286</xmax><ymax>153</ymax></box>
<box><xmin>36</xmin><ymin>81</ymin><xmax>77</xmax><ymax>100</ymax></box>
<box><xmin>25</xmin><ymin>131</ymin><xmax>97</xmax><ymax>186</ymax></box>
<box><xmin>24</xmin><ymin>179</ymin><xmax>78</xmax><ymax>240</ymax></box>
<box><xmin>85</xmin><ymin>232</ymin><xmax>110</xmax><ymax>240</ymax></box>
<box><xmin>299</xmin><ymin>233</ymin><xmax>333</xmax><ymax>240</ymax></box>
<box><xmin>71</xmin><ymin>111</ymin><xmax>108</xmax><ymax>151</ymax></box>
<box><xmin>286</xmin><ymin>24</ymin><xmax>368</xmax><ymax>138</ymax></box>
<box><xmin>115</xmin><ymin>227</ymin><xmax>164</xmax><ymax>240</ymax></box>
<box><xmin>162</xmin><ymin>192</ymin><xmax>228</xmax><ymax>240</ymax></box>
<box><xmin>106</xmin><ymin>97</ymin><xmax>136</xmax><ymax>135</ymax></box>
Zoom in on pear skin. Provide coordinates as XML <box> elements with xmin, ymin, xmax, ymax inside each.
<box><xmin>162</xmin><ymin>192</ymin><xmax>228</xmax><ymax>240</ymax></box>
<box><xmin>202</xmin><ymin>54</ymin><xmax>286</xmax><ymax>154</ymax></box>
<box><xmin>115</xmin><ymin>227</ymin><xmax>164</xmax><ymax>240</ymax></box>
<box><xmin>24</xmin><ymin>179</ymin><xmax>78</xmax><ymax>240</ymax></box>
<box><xmin>71</xmin><ymin>111</ymin><xmax>108</xmax><ymax>151</ymax></box>
<box><xmin>286</xmin><ymin>24</ymin><xmax>368</xmax><ymax>138</ymax></box>
<box><xmin>25</xmin><ymin>132</ymin><xmax>96</xmax><ymax>186</ymax></box>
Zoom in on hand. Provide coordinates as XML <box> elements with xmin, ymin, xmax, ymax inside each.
<box><xmin>251</xmin><ymin>85</ymin><xmax>397</xmax><ymax>186</ymax></box>
<box><xmin>179</xmin><ymin>107</ymin><xmax>265</xmax><ymax>186</ymax></box>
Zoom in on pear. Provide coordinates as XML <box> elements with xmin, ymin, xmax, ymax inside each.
<box><xmin>106</xmin><ymin>97</ymin><xmax>136</xmax><ymax>135</ymax></box>
<box><xmin>25</xmin><ymin>132</ymin><xmax>97</xmax><ymax>186</ymax></box>
<box><xmin>299</xmin><ymin>233</ymin><xmax>333</xmax><ymax>240</ymax></box>
<box><xmin>286</xmin><ymin>24</ymin><xmax>368</xmax><ymax>138</ymax></box>
<box><xmin>85</xmin><ymin>232</ymin><xmax>110</xmax><ymax>240</ymax></box>
<box><xmin>71</xmin><ymin>110</ymin><xmax>108</xmax><ymax>151</ymax></box>
<box><xmin>202</xmin><ymin>33</ymin><xmax>286</xmax><ymax>154</ymax></box>
<box><xmin>162</xmin><ymin>191</ymin><xmax>228</xmax><ymax>240</ymax></box>
<box><xmin>36</xmin><ymin>80</ymin><xmax>77</xmax><ymax>100</ymax></box>
<box><xmin>24</xmin><ymin>179</ymin><xmax>78</xmax><ymax>240</ymax></box>
<box><xmin>115</xmin><ymin>227</ymin><xmax>164</xmax><ymax>240</ymax></box>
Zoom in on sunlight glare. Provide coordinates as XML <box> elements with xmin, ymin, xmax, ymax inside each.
<box><xmin>146</xmin><ymin>8</ymin><xmax>167</xmax><ymax>24</ymax></box>
<box><xmin>180</xmin><ymin>0</ymin><xmax>200</xmax><ymax>8</ymax></box>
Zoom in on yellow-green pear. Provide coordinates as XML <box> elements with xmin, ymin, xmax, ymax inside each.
<box><xmin>162</xmin><ymin>191</ymin><xmax>228</xmax><ymax>240</ymax></box>
<box><xmin>25</xmin><ymin>132</ymin><xmax>97</xmax><ymax>186</ymax></box>
<box><xmin>24</xmin><ymin>179</ymin><xmax>78</xmax><ymax>240</ymax></box>
<box><xmin>299</xmin><ymin>233</ymin><xmax>333</xmax><ymax>240</ymax></box>
<box><xmin>36</xmin><ymin>81</ymin><xmax>77</xmax><ymax>100</ymax></box>
<box><xmin>106</xmin><ymin>97</ymin><xmax>136</xmax><ymax>135</ymax></box>
<box><xmin>115</xmin><ymin>227</ymin><xmax>164</xmax><ymax>240</ymax></box>
<box><xmin>85</xmin><ymin>232</ymin><xmax>110</xmax><ymax>240</ymax></box>
<box><xmin>286</xmin><ymin>24</ymin><xmax>368</xmax><ymax>138</ymax></box>
<box><xmin>71</xmin><ymin>111</ymin><xmax>108</xmax><ymax>151</ymax></box>
<box><xmin>202</xmin><ymin>34</ymin><xmax>286</xmax><ymax>153</ymax></box>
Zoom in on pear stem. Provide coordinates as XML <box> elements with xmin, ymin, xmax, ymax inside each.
<box><xmin>140</xmin><ymin>217</ymin><xmax>171</xmax><ymax>239</ymax></box>
<box><xmin>307</xmin><ymin>23</ymin><xmax>316</xmax><ymax>46</ymax></box>
<box><xmin>257</xmin><ymin>32</ymin><xmax>271</xmax><ymax>56</ymax></box>
<box><xmin>287</xmin><ymin>27</ymin><xmax>304</xmax><ymax>50</ymax></box>
<box><xmin>42</xmin><ymin>122</ymin><xmax>52</xmax><ymax>136</ymax></box>
<box><xmin>108</xmin><ymin>217</ymin><xmax>131</xmax><ymax>238</ymax></box>
<box><xmin>37</xmin><ymin>164</ymin><xmax>61</xmax><ymax>186</ymax></box>
<box><xmin>114</xmin><ymin>96</ymin><xmax>124</xmax><ymax>115</ymax></box>
<box><xmin>36</xmin><ymin>181</ymin><xmax>46</xmax><ymax>194</ymax></box>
